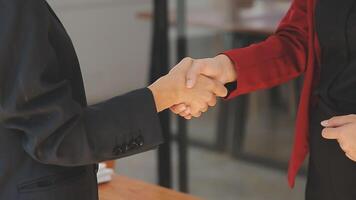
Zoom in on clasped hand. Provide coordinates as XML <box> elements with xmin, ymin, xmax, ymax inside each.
<box><xmin>148</xmin><ymin>55</ymin><xmax>236</xmax><ymax>118</ymax></box>
<box><xmin>149</xmin><ymin>55</ymin><xmax>356</xmax><ymax>164</ymax></box>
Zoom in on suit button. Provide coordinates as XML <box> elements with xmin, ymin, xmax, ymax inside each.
<box><xmin>128</xmin><ymin>139</ymin><xmax>139</xmax><ymax>149</ymax></box>
<box><xmin>135</xmin><ymin>136</ymin><xmax>144</xmax><ymax>146</ymax></box>
<box><xmin>121</xmin><ymin>143</ymin><xmax>129</xmax><ymax>153</ymax></box>
<box><xmin>113</xmin><ymin>146</ymin><xmax>123</xmax><ymax>155</ymax></box>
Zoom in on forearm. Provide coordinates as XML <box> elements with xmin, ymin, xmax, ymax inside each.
<box><xmin>0</xmin><ymin>0</ymin><xmax>164</xmax><ymax>166</ymax></box>
<box><xmin>221</xmin><ymin>0</ymin><xmax>308</xmax><ymax>98</ymax></box>
<box><xmin>17</xmin><ymin>88</ymin><xmax>163</xmax><ymax>166</ymax></box>
<box><xmin>223</xmin><ymin>35</ymin><xmax>307</xmax><ymax>98</ymax></box>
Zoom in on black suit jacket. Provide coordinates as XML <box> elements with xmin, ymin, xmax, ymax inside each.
<box><xmin>0</xmin><ymin>0</ymin><xmax>163</xmax><ymax>199</ymax></box>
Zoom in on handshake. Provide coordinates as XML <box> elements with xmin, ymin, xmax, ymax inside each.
<box><xmin>148</xmin><ymin>55</ymin><xmax>236</xmax><ymax>119</ymax></box>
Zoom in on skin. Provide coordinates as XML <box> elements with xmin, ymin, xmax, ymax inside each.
<box><xmin>170</xmin><ymin>54</ymin><xmax>236</xmax><ymax>119</ymax></box>
<box><xmin>147</xmin><ymin>57</ymin><xmax>228</xmax><ymax>114</ymax></box>
<box><xmin>321</xmin><ymin>115</ymin><xmax>356</xmax><ymax>162</ymax></box>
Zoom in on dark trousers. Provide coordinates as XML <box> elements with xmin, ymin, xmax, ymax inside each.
<box><xmin>306</xmin><ymin>102</ymin><xmax>356</xmax><ymax>200</ymax></box>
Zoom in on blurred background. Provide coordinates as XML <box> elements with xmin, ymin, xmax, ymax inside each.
<box><xmin>47</xmin><ymin>0</ymin><xmax>307</xmax><ymax>199</ymax></box>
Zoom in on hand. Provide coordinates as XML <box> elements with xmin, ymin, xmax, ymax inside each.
<box><xmin>185</xmin><ymin>55</ymin><xmax>236</xmax><ymax>88</ymax></box>
<box><xmin>321</xmin><ymin>114</ymin><xmax>356</xmax><ymax>161</ymax></box>
<box><xmin>170</xmin><ymin>55</ymin><xmax>237</xmax><ymax>119</ymax></box>
<box><xmin>148</xmin><ymin>58</ymin><xmax>228</xmax><ymax>113</ymax></box>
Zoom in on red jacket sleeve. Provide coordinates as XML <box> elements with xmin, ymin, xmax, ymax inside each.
<box><xmin>223</xmin><ymin>0</ymin><xmax>308</xmax><ymax>98</ymax></box>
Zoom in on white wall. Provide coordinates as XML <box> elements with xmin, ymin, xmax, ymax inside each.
<box><xmin>47</xmin><ymin>0</ymin><xmax>152</xmax><ymax>104</ymax></box>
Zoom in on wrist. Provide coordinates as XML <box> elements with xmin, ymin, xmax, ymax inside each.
<box><xmin>215</xmin><ymin>54</ymin><xmax>237</xmax><ymax>84</ymax></box>
<box><xmin>148</xmin><ymin>75</ymin><xmax>180</xmax><ymax>112</ymax></box>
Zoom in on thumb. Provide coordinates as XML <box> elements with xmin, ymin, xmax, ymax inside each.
<box><xmin>321</xmin><ymin>127</ymin><xmax>340</xmax><ymax>140</ymax></box>
<box><xmin>186</xmin><ymin>61</ymin><xmax>201</xmax><ymax>88</ymax></box>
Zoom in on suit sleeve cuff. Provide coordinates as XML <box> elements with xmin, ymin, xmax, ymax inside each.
<box><xmin>221</xmin><ymin>47</ymin><xmax>259</xmax><ymax>99</ymax></box>
<box><xmin>126</xmin><ymin>88</ymin><xmax>163</xmax><ymax>147</ymax></box>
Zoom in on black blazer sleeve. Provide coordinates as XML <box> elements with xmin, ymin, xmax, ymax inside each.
<box><xmin>0</xmin><ymin>0</ymin><xmax>163</xmax><ymax>166</ymax></box>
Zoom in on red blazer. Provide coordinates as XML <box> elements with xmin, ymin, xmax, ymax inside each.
<box><xmin>223</xmin><ymin>0</ymin><xmax>320</xmax><ymax>187</ymax></box>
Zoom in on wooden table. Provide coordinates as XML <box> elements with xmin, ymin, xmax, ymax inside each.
<box><xmin>99</xmin><ymin>175</ymin><xmax>201</xmax><ymax>200</ymax></box>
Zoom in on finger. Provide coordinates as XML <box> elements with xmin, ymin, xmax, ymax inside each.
<box><xmin>179</xmin><ymin>107</ymin><xmax>191</xmax><ymax>116</ymax></box>
<box><xmin>170</xmin><ymin>108</ymin><xmax>179</xmax><ymax>114</ymax></box>
<box><xmin>212</xmin><ymin>80</ymin><xmax>228</xmax><ymax>97</ymax></box>
<box><xmin>321</xmin><ymin>114</ymin><xmax>356</xmax><ymax>128</ymax></box>
<box><xmin>345</xmin><ymin>153</ymin><xmax>356</xmax><ymax>162</ymax></box>
<box><xmin>189</xmin><ymin>102</ymin><xmax>203</xmax><ymax>117</ymax></box>
<box><xmin>170</xmin><ymin>104</ymin><xmax>187</xmax><ymax>114</ymax></box>
<box><xmin>189</xmin><ymin>101</ymin><xmax>202</xmax><ymax>115</ymax></box>
<box><xmin>186</xmin><ymin>60</ymin><xmax>201</xmax><ymax>88</ymax></box>
<box><xmin>321</xmin><ymin>127</ymin><xmax>340</xmax><ymax>139</ymax></box>
<box><xmin>192</xmin><ymin>112</ymin><xmax>202</xmax><ymax>118</ymax></box>
<box><xmin>184</xmin><ymin>115</ymin><xmax>192</xmax><ymax>120</ymax></box>
<box><xmin>208</xmin><ymin>97</ymin><xmax>217</xmax><ymax>107</ymax></box>
<box><xmin>179</xmin><ymin>109</ymin><xmax>191</xmax><ymax>117</ymax></box>
<box><xmin>200</xmin><ymin>104</ymin><xmax>209</xmax><ymax>113</ymax></box>
<box><xmin>179</xmin><ymin>113</ymin><xmax>190</xmax><ymax>118</ymax></box>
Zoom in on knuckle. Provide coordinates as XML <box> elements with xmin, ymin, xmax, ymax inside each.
<box><xmin>205</xmin><ymin>93</ymin><xmax>214</xmax><ymax>101</ymax></box>
<box><xmin>210</xmin><ymin>100</ymin><xmax>217</xmax><ymax>107</ymax></box>
<box><xmin>178</xmin><ymin>104</ymin><xmax>186</xmax><ymax>111</ymax></box>
<box><xmin>210</xmin><ymin>96</ymin><xmax>217</xmax><ymax>102</ymax></box>
<box><xmin>173</xmin><ymin>105</ymin><xmax>181</xmax><ymax>111</ymax></box>
<box><xmin>341</xmin><ymin>143</ymin><xmax>349</xmax><ymax>152</ymax></box>
<box><xmin>196</xmin><ymin>59</ymin><xmax>206</xmax><ymax>65</ymax></box>
<box><xmin>170</xmin><ymin>108</ymin><xmax>178</xmax><ymax>114</ymax></box>
<box><xmin>198</xmin><ymin>102</ymin><xmax>206</xmax><ymax>110</ymax></box>
<box><xmin>184</xmin><ymin>57</ymin><xmax>193</xmax><ymax>62</ymax></box>
<box><xmin>193</xmin><ymin>60</ymin><xmax>203</xmax><ymax>69</ymax></box>
<box><xmin>182</xmin><ymin>109</ymin><xmax>190</xmax><ymax>116</ymax></box>
<box><xmin>223</xmin><ymin>87</ymin><xmax>228</xmax><ymax>96</ymax></box>
<box><xmin>193</xmin><ymin>112</ymin><xmax>202</xmax><ymax>118</ymax></box>
<box><xmin>192</xmin><ymin>104</ymin><xmax>202</xmax><ymax>113</ymax></box>
<box><xmin>347</xmin><ymin>152</ymin><xmax>356</xmax><ymax>161</ymax></box>
<box><xmin>218</xmin><ymin>89</ymin><xmax>227</xmax><ymax>97</ymax></box>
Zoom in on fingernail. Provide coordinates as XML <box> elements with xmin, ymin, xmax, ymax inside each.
<box><xmin>321</xmin><ymin>120</ymin><xmax>328</xmax><ymax>126</ymax></box>
<box><xmin>186</xmin><ymin>80</ymin><xmax>193</xmax><ymax>88</ymax></box>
